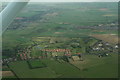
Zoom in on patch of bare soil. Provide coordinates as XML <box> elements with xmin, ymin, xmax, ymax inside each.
<box><xmin>91</xmin><ymin>34</ymin><xmax>119</xmax><ymax>44</ymax></box>
<box><xmin>99</xmin><ymin>8</ymin><xmax>108</xmax><ymax>11</ymax></box>
<box><xmin>2</xmin><ymin>71</ymin><xmax>14</xmax><ymax>77</ymax></box>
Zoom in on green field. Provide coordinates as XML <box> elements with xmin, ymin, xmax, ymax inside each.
<box><xmin>8</xmin><ymin>61</ymin><xmax>57</xmax><ymax>78</ymax></box>
<box><xmin>3</xmin><ymin>3</ymin><xmax>118</xmax><ymax>51</ymax></box>
<box><xmin>70</xmin><ymin>54</ymin><xmax>118</xmax><ymax>78</ymax></box>
<box><xmin>7</xmin><ymin>53</ymin><xmax>118</xmax><ymax>78</ymax></box>
<box><xmin>8</xmin><ymin>59</ymin><xmax>82</xmax><ymax>78</ymax></box>
<box><xmin>2</xmin><ymin>2</ymin><xmax>118</xmax><ymax>78</ymax></box>
<box><xmin>27</xmin><ymin>60</ymin><xmax>47</xmax><ymax>69</ymax></box>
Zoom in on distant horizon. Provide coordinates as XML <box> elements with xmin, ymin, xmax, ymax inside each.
<box><xmin>2</xmin><ymin>0</ymin><xmax>119</xmax><ymax>2</ymax></box>
<box><xmin>29</xmin><ymin>0</ymin><xmax>119</xmax><ymax>2</ymax></box>
<box><xmin>27</xmin><ymin>2</ymin><xmax>119</xmax><ymax>4</ymax></box>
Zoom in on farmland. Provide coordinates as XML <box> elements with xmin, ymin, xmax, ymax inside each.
<box><xmin>2</xmin><ymin>2</ymin><xmax>118</xmax><ymax>78</ymax></box>
<box><xmin>91</xmin><ymin>34</ymin><xmax>119</xmax><ymax>44</ymax></box>
<box><xmin>27</xmin><ymin>59</ymin><xmax>47</xmax><ymax>69</ymax></box>
<box><xmin>8</xmin><ymin>59</ymin><xmax>82</xmax><ymax>78</ymax></box>
<box><xmin>6</xmin><ymin>53</ymin><xmax>118</xmax><ymax>78</ymax></box>
<box><xmin>70</xmin><ymin>54</ymin><xmax>118</xmax><ymax>78</ymax></box>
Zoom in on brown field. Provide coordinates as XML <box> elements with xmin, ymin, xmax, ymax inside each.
<box><xmin>2</xmin><ymin>71</ymin><xmax>14</xmax><ymax>77</ymax></box>
<box><xmin>91</xmin><ymin>34</ymin><xmax>119</xmax><ymax>44</ymax></box>
<box><xmin>99</xmin><ymin>8</ymin><xmax>108</xmax><ymax>11</ymax></box>
<box><xmin>103</xmin><ymin>14</ymin><xmax>117</xmax><ymax>17</ymax></box>
<box><xmin>46</xmin><ymin>12</ymin><xmax>58</xmax><ymax>16</ymax></box>
<box><xmin>54</xmin><ymin>32</ymin><xmax>63</xmax><ymax>34</ymax></box>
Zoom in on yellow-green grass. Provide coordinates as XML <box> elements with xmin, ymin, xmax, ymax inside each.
<box><xmin>7</xmin><ymin>54</ymin><xmax>118</xmax><ymax>78</ymax></box>
<box><xmin>8</xmin><ymin>61</ymin><xmax>57</xmax><ymax>78</ymax></box>
<box><xmin>27</xmin><ymin>60</ymin><xmax>46</xmax><ymax>69</ymax></box>
<box><xmin>8</xmin><ymin>59</ymin><xmax>82</xmax><ymax>78</ymax></box>
<box><xmin>70</xmin><ymin>54</ymin><xmax>118</xmax><ymax>78</ymax></box>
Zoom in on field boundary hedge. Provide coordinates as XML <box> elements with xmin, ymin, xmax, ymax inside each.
<box><xmin>7</xmin><ymin>64</ymin><xmax>19</xmax><ymax>79</ymax></box>
<box><xmin>27</xmin><ymin>60</ymin><xmax>47</xmax><ymax>69</ymax></box>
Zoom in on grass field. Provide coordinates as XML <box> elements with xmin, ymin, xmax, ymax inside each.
<box><xmin>41</xmin><ymin>59</ymin><xmax>81</xmax><ymax>78</ymax></box>
<box><xmin>2</xmin><ymin>2</ymin><xmax>118</xmax><ymax>52</ymax></box>
<box><xmin>70</xmin><ymin>54</ymin><xmax>118</xmax><ymax>78</ymax></box>
<box><xmin>8</xmin><ymin>53</ymin><xmax>118</xmax><ymax>78</ymax></box>
<box><xmin>27</xmin><ymin>60</ymin><xmax>46</xmax><ymax>68</ymax></box>
<box><xmin>8</xmin><ymin>59</ymin><xmax>82</xmax><ymax>78</ymax></box>
<box><xmin>2</xmin><ymin>2</ymin><xmax>118</xmax><ymax>78</ymax></box>
<box><xmin>8</xmin><ymin>61</ymin><xmax>57</xmax><ymax>78</ymax></box>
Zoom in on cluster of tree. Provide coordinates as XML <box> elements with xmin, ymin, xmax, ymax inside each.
<box><xmin>8</xmin><ymin>11</ymin><xmax>47</xmax><ymax>30</ymax></box>
<box><xmin>75</xmin><ymin>21</ymin><xmax>118</xmax><ymax>30</ymax></box>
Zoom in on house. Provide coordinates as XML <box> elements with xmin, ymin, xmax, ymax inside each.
<box><xmin>115</xmin><ymin>45</ymin><xmax>118</xmax><ymax>49</ymax></box>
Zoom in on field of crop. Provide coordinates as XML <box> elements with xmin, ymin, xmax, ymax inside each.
<box><xmin>91</xmin><ymin>34</ymin><xmax>119</xmax><ymax>44</ymax></box>
<box><xmin>2</xmin><ymin>2</ymin><xmax>118</xmax><ymax>78</ymax></box>
<box><xmin>2</xmin><ymin>71</ymin><xmax>14</xmax><ymax>77</ymax></box>
<box><xmin>27</xmin><ymin>60</ymin><xmax>47</xmax><ymax>69</ymax></box>
<box><xmin>8</xmin><ymin>61</ymin><xmax>57</xmax><ymax>78</ymax></box>
<box><xmin>2</xmin><ymin>3</ymin><xmax>118</xmax><ymax>50</ymax></box>
<box><xmin>8</xmin><ymin>59</ymin><xmax>82</xmax><ymax>78</ymax></box>
<box><xmin>70</xmin><ymin>53</ymin><xmax>118</xmax><ymax>78</ymax></box>
<box><xmin>7</xmin><ymin>53</ymin><xmax>118</xmax><ymax>78</ymax></box>
<box><xmin>42</xmin><ymin>3</ymin><xmax>118</xmax><ymax>25</ymax></box>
